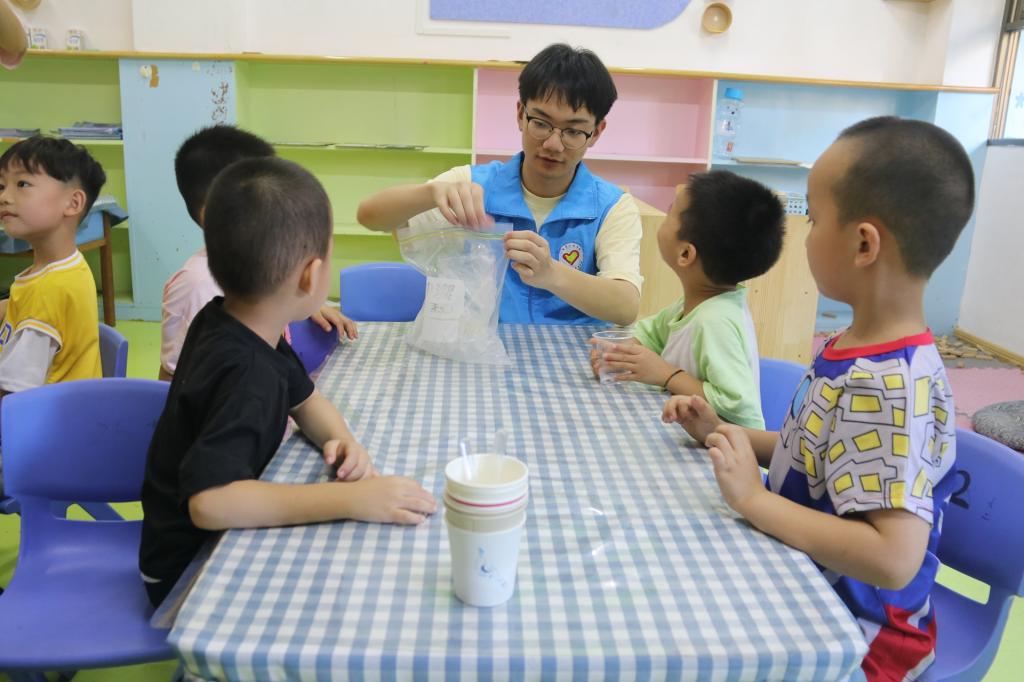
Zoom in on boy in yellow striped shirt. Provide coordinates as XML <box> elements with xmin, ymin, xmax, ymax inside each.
<box><xmin>0</xmin><ymin>136</ymin><xmax>106</xmax><ymax>491</ymax></box>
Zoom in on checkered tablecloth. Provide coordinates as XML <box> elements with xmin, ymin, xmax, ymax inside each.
<box><xmin>169</xmin><ymin>323</ymin><xmax>867</xmax><ymax>681</ymax></box>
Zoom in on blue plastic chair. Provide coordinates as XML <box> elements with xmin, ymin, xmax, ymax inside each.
<box><xmin>929</xmin><ymin>428</ymin><xmax>1024</xmax><ymax>681</ymax></box>
<box><xmin>99</xmin><ymin>322</ymin><xmax>129</xmax><ymax>378</ymax></box>
<box><xmin>0</xmin><ymin>379</ymin><xmax>175</xmax><ymax>677</ymax></box>
<box><xmin>339</xmin><ymin>262</ymin><xmax>427</xmax><ymax>322</ymax></box>
<box><xmin>758</xmin><ymin>357</ymin><xmax>806</xmax><ymax>431</ymax></box>
<box><xmin>287</xmin><ymin>317</ymin><xmax>338</xmax><ymax>373</ymax></box>
<box><xmin>1</xmin><ymin>325</ymin><xmax>129</xmax><ymax>519</ymax></box>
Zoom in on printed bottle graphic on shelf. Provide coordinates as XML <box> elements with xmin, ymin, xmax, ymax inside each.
<box><xmin>713</xmin><ymin>87</ymin><xmax>744</xmax><ymax>160</ymax></box>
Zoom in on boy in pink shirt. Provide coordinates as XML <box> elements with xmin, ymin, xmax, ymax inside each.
<box><xmin>160</xmin><ymin>126</ymin><xmax>356</xmax><ymax>379</ymax></box>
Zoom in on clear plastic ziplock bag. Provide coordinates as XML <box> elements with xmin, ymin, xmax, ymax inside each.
<box><xmin>397</xmin><ymin>221</ymin><xmax>513</xmax><ymax>365</ymax></box>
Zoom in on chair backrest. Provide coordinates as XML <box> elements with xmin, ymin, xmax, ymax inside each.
<box><xmin>287</xmin><ymin>318</ymin><xmax>338</xmax><ymax>373</ymax></box>
<box><xmin>758</xmin><ymin>357</ymin><xmax>806</xmax><ymax>432</ymax></box>
<box><xmin>1</xmin><ymin>378</ymin><xmax>169</xmax><ymax>503</ymax></box>
<box><xmin>98</xmin><ymin>323</ymin><xmax>129</xmax><ymax>378</ymax></box>
<box><xmin>339</xmin><ymin>262</ymin><xmax>427</xmax><ymax>322</ymax></box>
<box><xmin>937</xmin><ymin>428</ymin><xmax>1024</xmax><ymax>598</ymax></box>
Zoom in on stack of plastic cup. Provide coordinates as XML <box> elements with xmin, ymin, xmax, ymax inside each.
<box><xmin>444</xmin><ymin>453</ymin><xmax>529</xmax><ymax>607</ymax></box>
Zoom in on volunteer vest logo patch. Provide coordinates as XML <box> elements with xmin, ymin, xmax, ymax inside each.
<box><xmin>558</xmin><ymin>242</ymin><xmax>584</xmax><ymax>269</ymax></box>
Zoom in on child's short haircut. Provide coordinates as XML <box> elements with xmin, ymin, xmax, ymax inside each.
<box><xmin>204</xmin><ymin>157</ymin><xmax>331</xmax><ymax>299</ymax></box>
<box><xmin>0</xmin><ymin>136</ymin><xmax>106</xmax><ymax>216</ymax></box>
<box><xmin>836</xmin><ymin>116</ymin><xmax>975</xmax><ymax>277</ymax></box>
<box><xmin>174</xmin><ymin>125</ymin><xmax>275</xmax><ymax>225</ymax></box>
<box><xmin>680</xmin><ymin>171</ymin><xmax>786</xmax><ymax>286</ymax></box>
<box><xmin>519</xmin><ymin>43</ymin><xmax>618</xmax><ymax>123</ymax></box>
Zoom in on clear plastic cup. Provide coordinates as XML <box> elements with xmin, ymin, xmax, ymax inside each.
<box><xmin>591</xmin><ymin>330</ymin><xmax>635</xmax><ymax>385</ymax></box>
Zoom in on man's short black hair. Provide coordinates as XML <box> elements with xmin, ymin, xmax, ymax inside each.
<box><xmin>204</xmin><ymin>157</ymin><xmax>331</xmax><ymax>299</ymax></box>
<box><xmin>0</xmin><ymin>136</ymin><xmax>106</xmax><ymax>216</ymax></box>
<box><xmin>680</xmin><ymin>171</ymin><xmax>786</xmax><ymax>286</ymax></box>
<box><xmin>175</xmin><ymin>125</ymin><xmax>275</xmax><ymax>225</ymax></box>
<box><xmin>518</xmin><ymin>43</ymin><xmax>618</xmax><ymax>123</ymax></box>
<box><xmin>834</xmin><ymin>116</ymin><xmax>975</xmax><ymax>277</ymax></box>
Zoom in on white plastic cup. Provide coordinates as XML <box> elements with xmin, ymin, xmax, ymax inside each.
<box><xmin>443</xmin><ymin>452</ymin><xmax>529</xmax><ymax>606</ymax></box>
<box><xmin>446</xmin><ymin>512</ymin><xmax>526</xmax><ymax>607</ymax></box>
<box><xmin>443</xmin><ymin>489</ymin><xmax>528</xmax><ymax>519</ymax></box>
<box><xmin>591</xmin><ymin>330</ymin><xmax>634</xmax><ymax>385</ymax></box>
<box><xmin>444</xmin><ymin>453</ymin><xmax>528</xmax><ymax>505</ymax></box>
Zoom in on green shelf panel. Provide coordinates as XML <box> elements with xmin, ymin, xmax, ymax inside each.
<box><xmin>274</xmin><ymin>146</ymin><xmax>471</xmax><ymax>229</ymax></box>
<box><xmin>0</xmin><ymin>57</ymin><xmax>121</xmax><ymax>132</ymax></box>
<box><xmin>236</xmin><ymin>62</ymin><xmax>474</xmax><ymax>149</ymax></box>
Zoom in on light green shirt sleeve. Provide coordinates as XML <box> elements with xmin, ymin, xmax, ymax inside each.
<box><xmin>632</xmin><ymin>297</ymin><xmax>684</xmax><ymax>355</ymax></box>
<box><xmin>693</xmin><ymin>318</ymin><xmax>765</xmax><ymax>430</ymax></box>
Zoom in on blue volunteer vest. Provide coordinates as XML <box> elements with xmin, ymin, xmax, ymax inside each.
<box><xmin>471</xmin><ymin>153</ymin><xmax>624</xmax><ymax>325</ymax></box>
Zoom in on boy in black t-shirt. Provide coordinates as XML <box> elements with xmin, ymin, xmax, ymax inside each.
<box><xmin>139</xmin><ymin>157</ymin><xmax>437</xmax><ymax>607</ymax></box>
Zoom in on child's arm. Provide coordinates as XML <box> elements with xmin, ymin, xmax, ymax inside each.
<box><xmin>188</xmin><ymin>476</ymin><xmax>437</xmax><ymax>530</ymax></box>
<box><xmin>597</xmin><ymin>340</ymin><xmax>705</xmax><ymax>394</ymax></box>
<box><xmin>706</xmin><ymin>424</ymin><xmax>931</xmax><ymax>590</ymax></box>
<box><xmin>357</xmin><ymin>181</ymin><xmax>491</xmax><ymax>231</ymax></box>
<box><xmin>291</xmin><ymin>389</ymin><xmax>374</xmax><ymax>481</ymax></box>
<box><xmin>0</xmin><ymin>328</ymin><xmax>57</xmax><ymax>395</ymax></box>
<box><xmin>663</xmin><ymin>394</ymin><xmax>778</xmax><ymax>467</ymax></box>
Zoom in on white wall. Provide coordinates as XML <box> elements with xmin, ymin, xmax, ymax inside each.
<box><xmin>9</xmin><ymin>0</ymin><xmax>1005</xmax><ymax>87</ymax></box>
<box><xmin>957</xmin><ymin>144</ymin><xmax>1024</xmax><ymax>357</ymax></box>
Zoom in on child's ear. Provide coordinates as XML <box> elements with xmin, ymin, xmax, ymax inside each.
<box><xmin>297</xmin><ymin>256</ymin><xmax>324</xmax><ymax>295</ymax></box>
<box><xmin>63</xmin><ymin>188</ymin><xmax>87</xmax><ymax>218</ymax></box>
<box><xmin>854</xmin><ymin>221</ymin><xmax>881</xmax><ymax>268</ymax></box>
<box><xmin>677</xmin><ymin>241</ymin><xmax>698</xmax><ymax>269</ymax></box>
<box><xmin>516</xmin><ymin>101</ymin><xmax>525</xmax><ymax>131</ymax></box>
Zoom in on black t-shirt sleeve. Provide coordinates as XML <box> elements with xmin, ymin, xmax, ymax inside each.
<box><xmin>279</xmin><ymin>337</ymin><xmax>315</xmax><ymax>408</ymax></box>
<box><xmin>178</xmin><ymin>381</ymin><xmax>273</xmax><ymax>503</ymax></box>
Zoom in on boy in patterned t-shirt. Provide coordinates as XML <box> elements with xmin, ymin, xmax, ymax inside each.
<box><xmin>662</xmin><ymin>117</ymin><xmax>975</xmax><ymax>682</ymax></box>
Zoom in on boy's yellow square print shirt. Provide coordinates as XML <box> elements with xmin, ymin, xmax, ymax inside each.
<box><xmin>0</xmin><ymin>250</ymin><xmax>101</xmax><ymax>384</ymax></box>
<box><xmin>767</xmin><ymin>330</ymin><xmax>955</xmax><ymax>681</ymax></box>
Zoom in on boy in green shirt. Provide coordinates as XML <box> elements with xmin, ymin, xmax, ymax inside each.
<box><xmin>591</xmin><ymin>171</ymin><xmax>785</xmax><ymax>428</ymax></box>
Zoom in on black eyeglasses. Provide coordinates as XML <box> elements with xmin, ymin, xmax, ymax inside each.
<box><xmin>523</xmin><ymin>115</ymin><xmax>595</xmax><ymax>150</ymax></box>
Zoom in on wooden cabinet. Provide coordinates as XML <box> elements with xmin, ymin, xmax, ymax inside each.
<box><xmin>636</xmin><ymin>196</ymin><xmax>816</xmax><ymax>364</ymax></box>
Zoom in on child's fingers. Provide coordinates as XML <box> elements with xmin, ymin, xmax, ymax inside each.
<box><xmin>662</xmin><ymin>396</ymin><xmax>687</xmax><ymax>422</ymax></box>
<box><xmin>322</xmin><ymin>440</ymin><xmax>341</xmax><ymax>467</ymax></box>
<box><xmin>391</xmin><ymin>510</ymin><xmax>428</xmax><ymax>525</ymax></box>
<box><xmin>401</xmin><ymin>493</ymin><xmax>438</xmax><ymax>515</ymax></box>
<box><xmin>707</xmin><ymin>446</ymin><xmax>726</xmax><ymax>472</ymax></box>
<box><xmin>705</xmin><ymin>432</ymin><xmax>733</xmax><ymax>463</ymax></box>
<box><xmin>342</xmin><ymin>457</ymin><xmax>369</xmax><ymax>481</ymax></box>
<box><xmin>336</xmin><ymin>453</ymin><xmax>357</xmax><ymax>479</ymax></box>
<box><xmin>602</xmin><ymin>353</ymin><xmax>634</xmax><ymax>367</ymax></box>
<box><xmin>716</xmin><ymin>424</ymin><xmax>749</xmax><ymax>455</ymax></box>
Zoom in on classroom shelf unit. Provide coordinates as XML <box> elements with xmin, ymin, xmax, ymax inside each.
<box><xmin>3</xmin><ymin>51</ymin><xmax>995</xmax><ymax>347</ymax></box>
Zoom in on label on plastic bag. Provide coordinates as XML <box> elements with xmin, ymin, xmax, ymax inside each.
<box><xmin>421</xmin><ymin>277</ymin><xmax>465</xmax><ymax>343</ymax></box>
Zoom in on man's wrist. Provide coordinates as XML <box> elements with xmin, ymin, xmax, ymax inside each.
<box><xmin>543</xmin><ymin>259</ymin><xmax>571</xmax><ymax>293</ymax></box>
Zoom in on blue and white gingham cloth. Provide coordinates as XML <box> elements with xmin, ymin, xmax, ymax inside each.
<box><xmin>170</xmin><ymin>323</ymin><xmax>867</xmax><ymax>681</ymax></box>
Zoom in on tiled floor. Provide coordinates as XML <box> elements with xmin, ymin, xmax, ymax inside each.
<box><xmin>1</xmin><ymin>322</ymin><xmax>1020</xmax><ymax>681</ymax></box>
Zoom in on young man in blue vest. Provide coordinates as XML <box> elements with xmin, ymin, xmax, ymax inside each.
<box><xmin>357</xmin><ymin>44</ymin><xmax>643</xmax><ymax>326</ymax></box>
